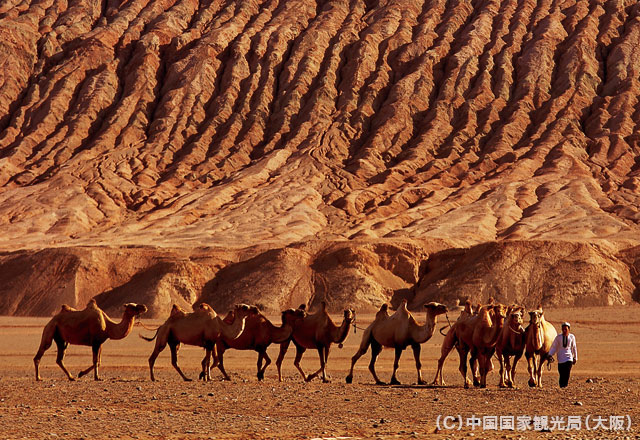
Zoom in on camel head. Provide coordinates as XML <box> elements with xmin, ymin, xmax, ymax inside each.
<box><xmin>123</xmin><ymin>303</ymin><xmax>148</xmax><ymax>318</ymax></box>
<box><xmin>528</xmin><ymin>309</ymin><xmax>544</xmax><ymax>327</ymax></box>
<box><xmin>424</xmin><ymin>302</ymin><xmax>448</xmax><ymax>316</ymax></box>
<box><xmin>491</xmin><ymin>304</ymin><xmax>507</xmax><ymax>320</ymax></box>
<box><xmin>507</xmin><ymin>307</ymin><xmax>525</xmax><ymax>333</ymax></box>
<box><xmin>343</xmin><ymin>308</ymin><xmax>356</xmax><ymax>324</ymax></box>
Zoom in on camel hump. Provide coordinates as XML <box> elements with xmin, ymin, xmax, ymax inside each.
<box><xmin>170</xmin><ymin>304</ymin><xmax>187</xmax><ymax>317</ymax></box>
<box><xmin>379</xmin><ymin>304</ymin><xmax>388</xmax><ymax>313</ymax></box>
<box><xmin>85</xmin><ymin>299</ymin><xmax>99</xmax><ymax>310</ymax></box>
<box><xmin>60</xmin><ymin>304</ymin><xmax>76</xmax><ymax>312</ymax></box>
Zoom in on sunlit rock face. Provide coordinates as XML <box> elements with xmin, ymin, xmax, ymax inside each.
<box><xmin>1</xmin><ymin>0</ymin><xmax>639</xmax><ymax>315</ymax></box>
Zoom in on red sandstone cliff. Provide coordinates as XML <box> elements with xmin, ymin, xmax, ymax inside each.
<box><xmin>1</xmin><ymin>0</ymin><xmax>640</xmax><ymax>316</ymax></box>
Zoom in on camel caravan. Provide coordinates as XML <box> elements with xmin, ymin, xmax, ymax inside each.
<box><xmin>33</xmin><ymin>297</ymin><xmax>559</xmax><ymax>388</ymax></box>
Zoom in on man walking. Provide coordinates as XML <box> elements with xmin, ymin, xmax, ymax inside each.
<box><xmin>548</xmin><ymin>322</ymin><xmax>578</xmax><ymax>388</ymax></box>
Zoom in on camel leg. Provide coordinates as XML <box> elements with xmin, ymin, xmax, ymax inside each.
<box><xmin>305</xmin><ymin>346</ymin><xmax>327</xmax><ymax>382</ymax></box>
<box><xmin>469</xmin><ymin>352</ymin><xmax>480</xmax><ymax>387</ymax></box>
<box><xmin>77</xmin><ymin>344</ymin><xmax>102</xmax><ymax>380</ymax></box>
<box><xmin>509</xmin><ymin>353</ymin><xmax>522</xmax><ymax>388</ymax></box>
<box><xmin>497</xmin><ymin>351</ymin><xmax>506</xmax><ymax>388</ymax></box>
<box><xmin>148</xmin><ymin>344</ymin><xmax>165</xmax><ymax>382</ymax></box>
<box><xmin>293</xmin><ymin>343</ymin><xmax>308</xmax><ymax>381</ymax></box>
<box><xmin>526</xmin><ymin>353</ymin><xmax>536</xmax><ymax>387</ymax></box>
<box><xmin>92</xmin><ymin>344</ymin><xmax>102</xmax><ymax>381</ymax></box>
<box><xmin>411</xmin><ymin>343</ymin><xmax>426</xmax><ymax>385</ymax></box>
<box><xmin>77</xmin><ymin>364</ymin><xmax>94</xmax><ymax>378</ymax></box>
<box><xmin>478</xmin><ymin>353</ymin><xmax>490</xmax><ymax>388</ymax></box>
<box><xmin>457</xmin><ymin>347</ymin><xmax>471</xmax><ymax>389</ymax></box>
<box><xmin>216</xmin><ymin>346</ymin><xmax>231</xmax><ymax>381</ymax></box>
<box><xmin>322</xmin><ymin>345</ymin><xmax>331</xmax><ymax>382</ymax></box>
<box><xmin>432</xmin><ymin>329</ymin><xmax>456</xmax><ymax>386</ymax></box>
<box><xmin>54</xmin><ymin>336</ymin><xmax>75</xmax><ymax>381</ymax></box>
<box><xmin>390</xmin><ymin>346</ymin><xmax>403</xmax><ymax>385</ymax></box>
<box><xmin>536</xmin><ymin>355</ymin><xmax>545</xmax><ymax>388</ymax></box>
<box><xmin>34</xmin><ymin>330</ymin><xmax>54</xmax><ymax>381</ymax></box>
<box><xmin>346</xmin><ymin>336</ymin><xmax>371</xmax><ymax>384</ymax></box>
<box><xmin>432</xmin><ymin>340</ymin><xmax>455</xmax><ymax>386</ymax></box>
<box><xmin>204</xmin><ymin>345</ymin><xmax>218</xmax><ymax>381</ymax></box>
<box><xmin>368</xmin><ymin>340</ymin><xmax>385</xmax><ymax>385</ymax></box>
<box><xmin>503</xmin><ymin>355</ymin><xmax>513</xmax><ymax>388</ymax></box>
<box><xmin>169</xmin><ymin>342</ymin><xmax>191</xmax><ymax>381</ymax></box>
<box><xmin>275</xmin><ymin>340</ymin><xmax>290</xmax><ymax>382</ymax></box>
<box><xmin>431</xmin><ymin>357</ymin><xmax>445</xmax><ymax>386</ymax></box>
<box><xmin>257</xmin><ymin>349</ymin><xmax>271</xmax><ymax>381</ymax></box>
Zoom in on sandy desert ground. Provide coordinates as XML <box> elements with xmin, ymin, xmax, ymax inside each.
<box><xmin>1</xmin><ymin>306</ymin><xmax>639</xmax><ymax>440</ymax></box>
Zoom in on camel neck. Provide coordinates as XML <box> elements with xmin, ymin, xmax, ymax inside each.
<box><xmin>270</xmin><ymin>320</ymin><xmax>293</xmax><ymax>344</ymax></box>
<box><xmin>220</xmin><ymin>313</ymin><xmax>246</xmax><ymax>340</ymax></box>
<box><xmin>483</xmin><ymin>316</ymin><xmax>504</xmax><ymax>345</ymax></box>
<box><xmin>105</xmin><ymin>313</ymin><xmax>135</xmax><ymax>340</ymax></box>
<box><xmin>414</xmin><ymin>311</ymin><xmax>437</xmax><ymax>343</ymax></box>
<box><xmin>332</xmin><ymin>317</ymin><xmax>351</xmax><ymax>343</ymax></box>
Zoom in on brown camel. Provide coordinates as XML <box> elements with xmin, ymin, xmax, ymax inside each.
<box><xmin>525</xmin><ymin>307</ymin><xmax>557</xmax><ymax>387</ymax></box>
<box><xmin>34</xmin><ymin>300</ymin><xmax>148</xmax><ymax>381</ymax></box>
<box><xmin>345</xmin><ymin>300</ymin><xmax>448</xmax><ymax>385</ymax></box>
<box><xmin>275</xmin><ymin>302</ymin><xmax>355</xmax><ymax>383</ymax></box>
<box><xmin>431</xmin><ymin>300</ymin><xmax>486</xmax><ymax>386</ymax></box>
<box><xmin>211</xmin><ymin>307</ymin><xmax>306</xmax><ymax>381</ymax></box>
<box><xmin>431</xmin><ymin>303</ymin><xmax>506</xmax><ymax>388</ymax></box>
<box><xmin>495</xmin><ymin>305</ymin><xmax>526</xmax><ymax>388</ymax></box>
<box><xmin>141</xmin><ymin>303</ymin><xmax>253</xmax><ymax>381</ymax></box>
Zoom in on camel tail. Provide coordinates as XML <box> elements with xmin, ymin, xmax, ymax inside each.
<box><xmin>139</xmin><ymin>330</ymin><xmax>159</xmax><ymax>342</ymax></box>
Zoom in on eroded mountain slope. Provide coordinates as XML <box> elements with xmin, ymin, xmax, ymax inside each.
<box><xmin>1</xmin><ymin>0</ymin><xmax>640</xmax><ymax>315</ymax></box>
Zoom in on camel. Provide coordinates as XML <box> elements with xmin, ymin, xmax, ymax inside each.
<box><xmin>34</xmin><ymin>300</ymin><xmax>148</xmax><ymax>381</ymax></box>
<box><xmin>431</xmin><ymin>303</ymin><xmax>506</xmax><ymax>388</ymax></box>
<box><xmin>345</xmin><ymin>300</ymin><xmax>448</xmax><ymax>385</ymax></box>
<box><xmin>212</xmin><ymin>307</ymin><xmax>307</xmax><ymax>381</ymax></box>
<box><xmin>275</xmin><ymin>302</ymin><xmax>354</xmax><ymax>383</ymax></box>
<box><xmin>141</xmin><ymin>303</ymin><xmax>253</xmax><ymax>381</ymax></box>
<box><xmin>431</xmin><ymin>300</ymin><xmax>487</xmax><ymax>386</ymax></box>
<box><xmin>525</xmin><ymin>307</ymin><xmax>557</xmax><ymax>387</ymax></box>
<box><xmin>495</xmin><ymin>305</ymin><xmax>526</xmax><ymax>388</ymax></box>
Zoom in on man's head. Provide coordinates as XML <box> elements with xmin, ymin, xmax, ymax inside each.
<box><xmin>561</xmin><ymin>322</ymin><xmax>570</xmax><ymax>335</ymax></box>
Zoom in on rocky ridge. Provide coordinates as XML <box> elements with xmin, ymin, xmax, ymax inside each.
<box><xmin>1</xmin><ymin>0</ymin><xmax>640</xmax><ymax>316</ymax></box>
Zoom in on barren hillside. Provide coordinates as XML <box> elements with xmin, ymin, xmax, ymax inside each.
<box><xmin>1</xmin><ymin>0</ymin><xmax>640</xmax><ymax>316</ymax></box>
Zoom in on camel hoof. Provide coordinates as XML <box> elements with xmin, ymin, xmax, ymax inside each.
<box><xmin>528</xmin><ymin>379</ymin><xmax>536</xmax><ymax>387</ymax></box>
<box><xmin>375</xmin><ymin>381</ymin><xmax>386</xmax><ymax>386</ymax></box>
<box><xmin>183</xmin><ymin>378</ymin><xmax>193</xmax><ymax>382</ymax></box>
<box><xmin>390</xmin><ymin>378</ymin><xmax>400</xmax><ymax>385</ymax></box>
<box><xmin>322</xmin><ymin>378</ymin><xmax>330</xmax><ymax>383</ymax></box>
<box><xmin>464</xmin><ymin>383</ymin><xmax>470</xmax><ymax>389</ymax></box>
<box><xmin>257</xmin><ymin>372</ymin><xmax>264</xmax><ymax>381</ymax></box>
<box><xmin>417</xmin><ymin>380</ymin><xmax>427</xmax><ymax>386</ymax></box>
<box><xmin>345</xmin><ymin>375</ymin><xmax>353</xmax><ymax>384</ymax></box>
<box><xmin>68</xmin><ymin>377</ymin><xmax>76</xmax><ymax>382</ymax></box>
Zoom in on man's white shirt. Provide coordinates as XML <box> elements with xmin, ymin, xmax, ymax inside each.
<box><xmin>549</xmin><ymin>333</ymin><xmax>577</xmax><ymax>363</ymax></box>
